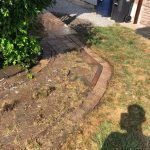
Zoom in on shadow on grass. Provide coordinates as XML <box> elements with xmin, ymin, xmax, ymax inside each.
<box><xmin>136</xmin><ymin>27</ymin><xmax>150</xmax><ymax>39</ymax></box>
<box><xmin>101</xmin><ymin>104</ymin><xmax>150</xmax><ymax>150</ymax></box>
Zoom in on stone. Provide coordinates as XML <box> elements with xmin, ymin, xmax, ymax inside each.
<box><xmin>3</xmin><ymin>65</ymin><xmax>22</xmax><ymax>77</ymax></box>
<box><xmin>0</xmin><ymin>71</ymin><xmax>7</xmax><ymax>80</ymax></box>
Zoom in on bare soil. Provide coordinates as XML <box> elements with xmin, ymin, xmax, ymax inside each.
<box><xmin>0</xmin><ymin>51</ymin><xmax>99</xmax><ymax>150</ymax></box>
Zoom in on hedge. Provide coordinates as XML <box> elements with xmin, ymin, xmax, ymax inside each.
<box><xmin>0</xmin><ymin>0</ymin><xmax>55</xmax><ymax>68</ymax></box>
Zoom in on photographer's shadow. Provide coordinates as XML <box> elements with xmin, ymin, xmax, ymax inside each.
<box><xmin>102</xmin><ymin>104</ymin><xmax>150</xmax><ymax>150</ymax></box>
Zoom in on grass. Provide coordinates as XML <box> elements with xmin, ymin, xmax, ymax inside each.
<box><xmin>81</xmin><ymin>26</ymin><xmax>150</xmax><ymax>150</ymax></box>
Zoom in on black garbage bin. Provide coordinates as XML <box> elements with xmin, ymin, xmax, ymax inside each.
<box><xmin>111</xmin><ymin>0</ymin><xmax>134</xmax><ymax>22</ymax></box>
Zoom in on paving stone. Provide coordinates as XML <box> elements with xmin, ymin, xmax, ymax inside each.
<box><xmin>73</xmin><ymin>39</ymin><xmax>84</xmax><ymax>47</ymax></box>
<box><xmin>65</xmin><ymin>42</ymin><xmax>76</xmax><ymax>48</ymax></box>
<box><xmin>1</xmin><ymin>65</ymin><xmax>22</xmax><ymax>79</ymax></box>
<box><xmin>62</xmin><ymin>39</ymin><xmax>70</xmax><ymax>43</ymax></box>
<box><xmin>60</xmin><ymin>46</ymin><xmax>68</xmax><ymax>52</ymax></box>
<box><xmin>48</xmin><ymin>40</ymin><xmax>58</xmax><ymax>45</ymax></box>
<box><xmin>67</xmin><ymin>35</ymin><xmax>84</xmax><ymax>47</ymax></box>
<box><xmin>47</xmin><ymin>34</ymin><xmax>57</xmax><ymax>39</ymax></box>
<box><xmin>0</xmin><ymin>71</ymin><xmax>7</xmax><ymax>80</ymax></box>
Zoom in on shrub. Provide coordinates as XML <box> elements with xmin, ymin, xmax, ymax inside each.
<box><xmin>0</xmin><ymin>0</ymin><xmax>55</xmax><ymax>68</ymax></box>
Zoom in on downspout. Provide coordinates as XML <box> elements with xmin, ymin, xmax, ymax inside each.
<box><xmin>133</xmin><ymin>0</ymin><xmax>144</xmax><ymax>24</ymax></box>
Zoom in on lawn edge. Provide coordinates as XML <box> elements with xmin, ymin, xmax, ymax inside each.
<box><xmin>70</xmin><ymin>47</ymin><xmax>113</xmax><ymax>122</ymax></box>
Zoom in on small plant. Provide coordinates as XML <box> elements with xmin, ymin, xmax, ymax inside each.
<box><xmin>26</xmin><ymin>72</ymin><xmax>34</xmax><ymax>79</ymax></box>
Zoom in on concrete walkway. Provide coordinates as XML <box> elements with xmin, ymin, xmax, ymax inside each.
<box><xmin>48</xmin><ymin>0</ymin><xmax>115</xmax><ymax>27</ymax></box>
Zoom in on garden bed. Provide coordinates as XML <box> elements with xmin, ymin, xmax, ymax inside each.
<box><xmin>0</xmin><ymin>49</ymin><xmax>102</xmax><ymax>149</ymax></box>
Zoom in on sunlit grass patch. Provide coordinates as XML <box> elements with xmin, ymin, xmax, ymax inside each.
<box><xmin>86</xmin><ymin>26</ymin><xmax>150</xmax><ymax>149</ymax></box>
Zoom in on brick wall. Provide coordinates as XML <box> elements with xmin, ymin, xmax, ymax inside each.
<box><xmin>140</xmin><ymin>0</ymin><xmax>150</xmax><ymax>26</ymax></box>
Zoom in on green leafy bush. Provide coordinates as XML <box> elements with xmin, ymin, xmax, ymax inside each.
<box><xmin>0</xmin><ymin>0</ymin><xmax>55</xmax><ymax>68</ymax></box>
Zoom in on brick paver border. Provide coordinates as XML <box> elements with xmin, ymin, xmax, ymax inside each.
<box><xmin>70</xmin><ymin>47</ymin><xmax>113</xmax><ymax>122</ymax></box>
<box><xmin>32</xmin><ymin>46</ymin><xmax>113</xmax><ymax>150</ymax></box>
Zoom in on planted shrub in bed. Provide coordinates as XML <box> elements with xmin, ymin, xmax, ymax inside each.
<box><xmin>0</xmin><ymin>0</ymin><xmax>55</xmax><ymax>68</ymax></box>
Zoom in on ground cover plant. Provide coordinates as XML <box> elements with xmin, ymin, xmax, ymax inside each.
<box><xmin>62</xmin><ymin>26</ymin><xmax>150</xmax><ymax>150</ymax></box>
<box><xmin>0</xmin><ymin>0</ymin><xmax>55</xmax><ymax>68</ymax></box>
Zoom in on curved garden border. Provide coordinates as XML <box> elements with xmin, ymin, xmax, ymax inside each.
<box><xmin>70</xmin><ymin>47</ymin><xmax>113</xmax><ymax>122</ymax></box>
<box><xmin>31</xmin><ymin>46</ymin><xmax>113</xmax><ymax>150</ymax></box>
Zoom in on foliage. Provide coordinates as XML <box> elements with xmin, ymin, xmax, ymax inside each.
<box><xmin>26</xmin><ymin>71</ymin><xmax>34</xmax><ymax>79</ymax></box>
<box><xmin>0</xmin><ymin>0</ymin><xmax>55</xmax><ymax>68</ymax></box>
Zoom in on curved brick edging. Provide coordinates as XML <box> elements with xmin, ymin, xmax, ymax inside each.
<box><xmin>40</xmin><ymin>47</ymin><xmax>113</xmax><ymax>150</ymax></box>
<box><xmin>31</xmin><ymin>57</ymin><xmax>55</xmax><ymax>75</ymax></box>
<box><xmin>24</xmin><ymin>46</ymin><xmax>112</xmax><ymax>150</ymax></box>
<box><xmin>0</xmin><ymin>66</ymin><xmax>23</xmax><ymax>80</ymax></box>
<box><xmin>69</xmin><ymin>47</ymin><xmax>112</xmax><ymax>122</ymax></box>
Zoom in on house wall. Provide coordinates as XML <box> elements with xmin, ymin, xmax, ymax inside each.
<box><xmin>140</xmin><ymin>0</ymin><xmax>150</xmax><ymax>26</ymax></box>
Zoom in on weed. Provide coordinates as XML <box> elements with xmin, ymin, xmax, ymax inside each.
<box><xmin>26</xmin><ymin>72</ymin><xmax>34</xmax><ymax>79</ymax></box>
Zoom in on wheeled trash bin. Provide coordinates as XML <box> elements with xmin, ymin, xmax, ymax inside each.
<box><xmin>97</xmin><ymin>0</ymin><xmax>113</xmax><ymax>17</ymax></box>
<box><xmin>111</xmin><ymin>0</ymin><xmax>134</xmax><ymax>22</ymax></box>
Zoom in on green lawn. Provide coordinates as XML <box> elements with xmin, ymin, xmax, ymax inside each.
<box><xmin>86</xmin><ymin>26</ymin><xmax>150</xmax><ymax>150</ymax></box>
<box><xmin>62</xmin><ymin>25</ymin><xmax>150</xmax><ymax>150</ymax></box>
